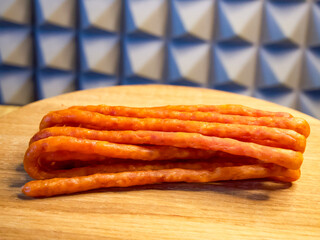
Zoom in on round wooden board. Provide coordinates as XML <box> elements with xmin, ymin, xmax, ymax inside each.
<box><xmin>0</xmin><ymin>85</ymin><xmax>319</xmax><ymax>240</ymax></box>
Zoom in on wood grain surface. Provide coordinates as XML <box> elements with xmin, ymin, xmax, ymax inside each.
<box><xmin>0</xmin><ymin>106</ymin><xmax>20</xmax><ymax>117</ymax></box>
<box><xmin>0</xmin><ymin>85</ymin><xmax>319</xmax><ymax>240</ymax></box>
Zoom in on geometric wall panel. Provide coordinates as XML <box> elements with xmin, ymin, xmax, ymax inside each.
<box><xmin>80</xmin><ymin>0</ymin><xmax>121</xmax><ymax>33</ymax></box>
<box><xmin>125</xmin><ymin>0</ymin><xmax>167</xmax><ymax>37</ymax></box>
<box><xmin>36</xmin><ymin>30</ymin><xmax>75</xmax><ymax>71</ymax></box>
<box><xmin>79</xmin><ymin>33</ymin><xmax>119</xmax><ymax>75</ymax></box>
<box><xmin>299</xmin><ymin>91</ymin><xmax>320</xmax><ymax>119</ymax></box>
<box><xmin>0</xmin><ymin>69</ymin><xmax>34</xmax><ymax>104</ymax></box>
<box><xmin>302</xmin><ymin>47</ymin><xmax>320</xmax><ymax>90</ymax></box>
<box><xmin>0</xmin><ymin>0</ymin><xmax>319</xmax><ymax>118</ymax></box>
<box><xmin>124</xmin><ymin>38</ymin><xmax>165</xmax><ymax>82</ymax></box>
<box><xmin>37</xmin><ymin>70</ymin><xmax>75</xmax><ymax>99</ymax></box>
<box><xmin>262</xmin><ymin>1</ymin><xmax>309</xmax><ymax>46</ymax></box>
<box><xmin>169</xmin><ymin>41</ymin><xmax>210</xmax><ymax>86</ymax></box>
<box><xmin>0</xmin><ymin>0</ymin><xmax>31</xmax><ymax>25</ymax></box>
<box><xmin>213</xmin><ymin>43</ymin><xmax>257</xmax><ymax>91</ymax></box>
<box><xmin>308</xmin><ymin>2</ymin><xmax>320</xmax><ymax>46</ymax></box>
<box><xmin>0</xmin><ymin>28</ymin><xmax>32</xmax><ymax>67</ymax></box>
<box><xmin>255</xmin><ymin>88</ymin><xmax>297</xmax><ymax>109</ymax></box>
<box><xmin>35</xmin><ymin>0</ymin><xmax>76</xmax><ymax>28</ymax></box>
<box><xmin>217</xmin><ymin>0</ymin><xmax>263</xmax><ymax>43</ymax></box>
<box><xmin>171</xmin><ymin>0</ymin><xmax>214</xmax><ymax>41</ymax></box>
<box><xmin>79</xmin><ymin>73</ymin><xmax>118</xmax><ymax>90</ymax></box>
<box><xmin>257</xmin><ymin>46</ymin><xmax>302</xmax><ymax>90</ymax></box>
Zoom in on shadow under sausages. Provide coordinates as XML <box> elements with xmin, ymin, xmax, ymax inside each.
<box><xmin>10</xmin><ymin>163</ymin><xmax>33</xmax><ymax>188</ymax></box>
<box><xmin>101</xmin><ymin>180</ymin><xmax>292</xmax><ymax>201</ymax></box>
<box><xmin>17</xmin><ymin>180</ymin><xmax>292</xmax><ymax>201</ymax></box>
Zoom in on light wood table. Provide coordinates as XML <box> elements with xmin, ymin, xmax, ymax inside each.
<box><xmin>0</xmin><ymin>85</ymin><xmax>319</xmax><ymax>240</ymax></box>
<box><xmin>0</xmin><ymin>105</ymin><xmax>21</xmax><ymax>117</ymax></box>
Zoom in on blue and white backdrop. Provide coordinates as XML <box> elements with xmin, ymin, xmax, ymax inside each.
<box><xmin>0</xmin><ymin>0</ymin><xmax>319</xmax><ymax>118</ymax></box>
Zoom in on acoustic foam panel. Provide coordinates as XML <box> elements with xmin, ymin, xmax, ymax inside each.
<box><xmin>0</xmin><ymin>0</ymin><xmax>319</xmax><ymax>118</ymax></box>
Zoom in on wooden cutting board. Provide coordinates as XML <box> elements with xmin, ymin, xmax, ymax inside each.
<box><xmin>0</xmin><ymin>85</ymin><xmax>319</xmax><ymax>240</ymax></box>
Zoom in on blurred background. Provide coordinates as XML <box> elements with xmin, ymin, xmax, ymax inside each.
<box><xmin>0</xmin><ymin>0</ymin><xmax>319</xmax><ymax>118</ymax></box>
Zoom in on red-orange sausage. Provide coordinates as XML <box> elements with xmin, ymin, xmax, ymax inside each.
<box><xmin>22</xmin><ymin>165</ymin><xmax>300</xmax><ymax>198</ymax></box>
<box><xmin>24</xmin><ymin>136</ymin><xmax>220</xmax><ymax>179</ymax></box>
<box><xmin>152</xmin><ymin>104</ymin><xmax>293</xmax><ymax>118</ymax></box>
<box><xmin>39</xmin><ymin>110</ymin><xmax>306</xmax><ymax>152</ymax></box>
<box><xmin>25</xmin><ymin>133</ymin><xmax>303</xmax><ymax>181</ymax></box>
<box><xmin>71</xmin><ymin>105</ymin><xmax>308</xmax><ymax>137</ymax></box>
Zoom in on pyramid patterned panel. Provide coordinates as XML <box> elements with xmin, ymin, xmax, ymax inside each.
<box><xmin>36</xmin><ymin>30</ymin><xmax>76</xmax><ymax>71</ymax></box>
<box><xmin>125</xmin><ymin>0</ymin><xmax>168</xmax><ymax>37</ymax></box>
<box><xmin>37</xmin><ymin>69</ymin><xmax>76</xmax><ymax>99</ymax></box>
<box><xmin>168</xmin><ymin>41</ymin><xmax>210</xmax><ymax>86</ymax></box>
<box><xmin>80</xmin><ymin>0</ymin><xmax>121</xmax><ymax>33</ymax></box>
<box><xmin>302</xmin><ymin>47</ymin><xmax>320</xmax><ymax>90</ymax></box>
<box><xmin>79</xmin><ymin>73</ymin><xmax>118</xmax><ymax>90</ymax></box>
<box><xmin>0</xmin><ymin>68</ymin><xmax>34</xmax><ymax>104</ymax></box>
<box><xmin>262</xmin><ymin>1</ymin><xmax>309</xmax><ymax>46</ymax></box>
<box><xmin>257</xmin><ymin>46</ymin><xmax>302</xmax><ymax>90</ymax></box>
<box><xmin>217</xmin><ymin>0</ymin><xmax>263</xmax><ymax>43</ymax></box>
<box><xmin>0</xmin><ymin>0</ymin><xmax>31</xmax><ymax>25</ymax></box>
<box><xmin>79</xmin><ymin>33</ymin><xmax>119</xmax><ymax>89</ymax></box>
<box><xmin>0</xmin><ymin>28</ymin><xmax>32</xmax><ymax>67</ymax></box>
<box><xmin>254</xmin><ymin>88</ymin><xmax>297</xmax><ymax>109</ymax></box>
<box><xmin>308</xmin><ymin>2</ymin><xmax>320</xmax><ymax>46</ymax></box>
<box><xmin>80</xmin><ymin>33</ymin><xmax>119</xmax><ymax>75</ymax></box>
<box><xmin>35</xmin><ymin>0</ymin><xmax>76</xmax><ymax>28</ymax></box>
<box><xmin>171</xmin><ymin>0</ymin><xmax>215</xmax><ymax>41</ymax></box>
<box><xmin>299</xmin><ymin>90</ymin><xmax>320</xmax><ymax>119</ymax></box>
<box><xmin>0</xmin><ymin>0</ymin><xmax>319</xmax><ymax>119</ymax></box>
<box><xmin>124</xmin><ymin>37</ymin><xmax>165</xmax><ymax>83</ymax></box>
<box><xmin>0</xmin><ymin>0</ymin><xmax>33</xmax><ymax>104</ymax></box>
<box><xmin>213</xmin><ymin>43</ymin><xmax>257</xmax><ymax>93</ymax></box>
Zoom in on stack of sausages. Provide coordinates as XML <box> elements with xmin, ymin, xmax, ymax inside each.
<box><xmin>22</xmin><ymin>104</ymin><xmax>310</xmax><ymax>197</ymax></box>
